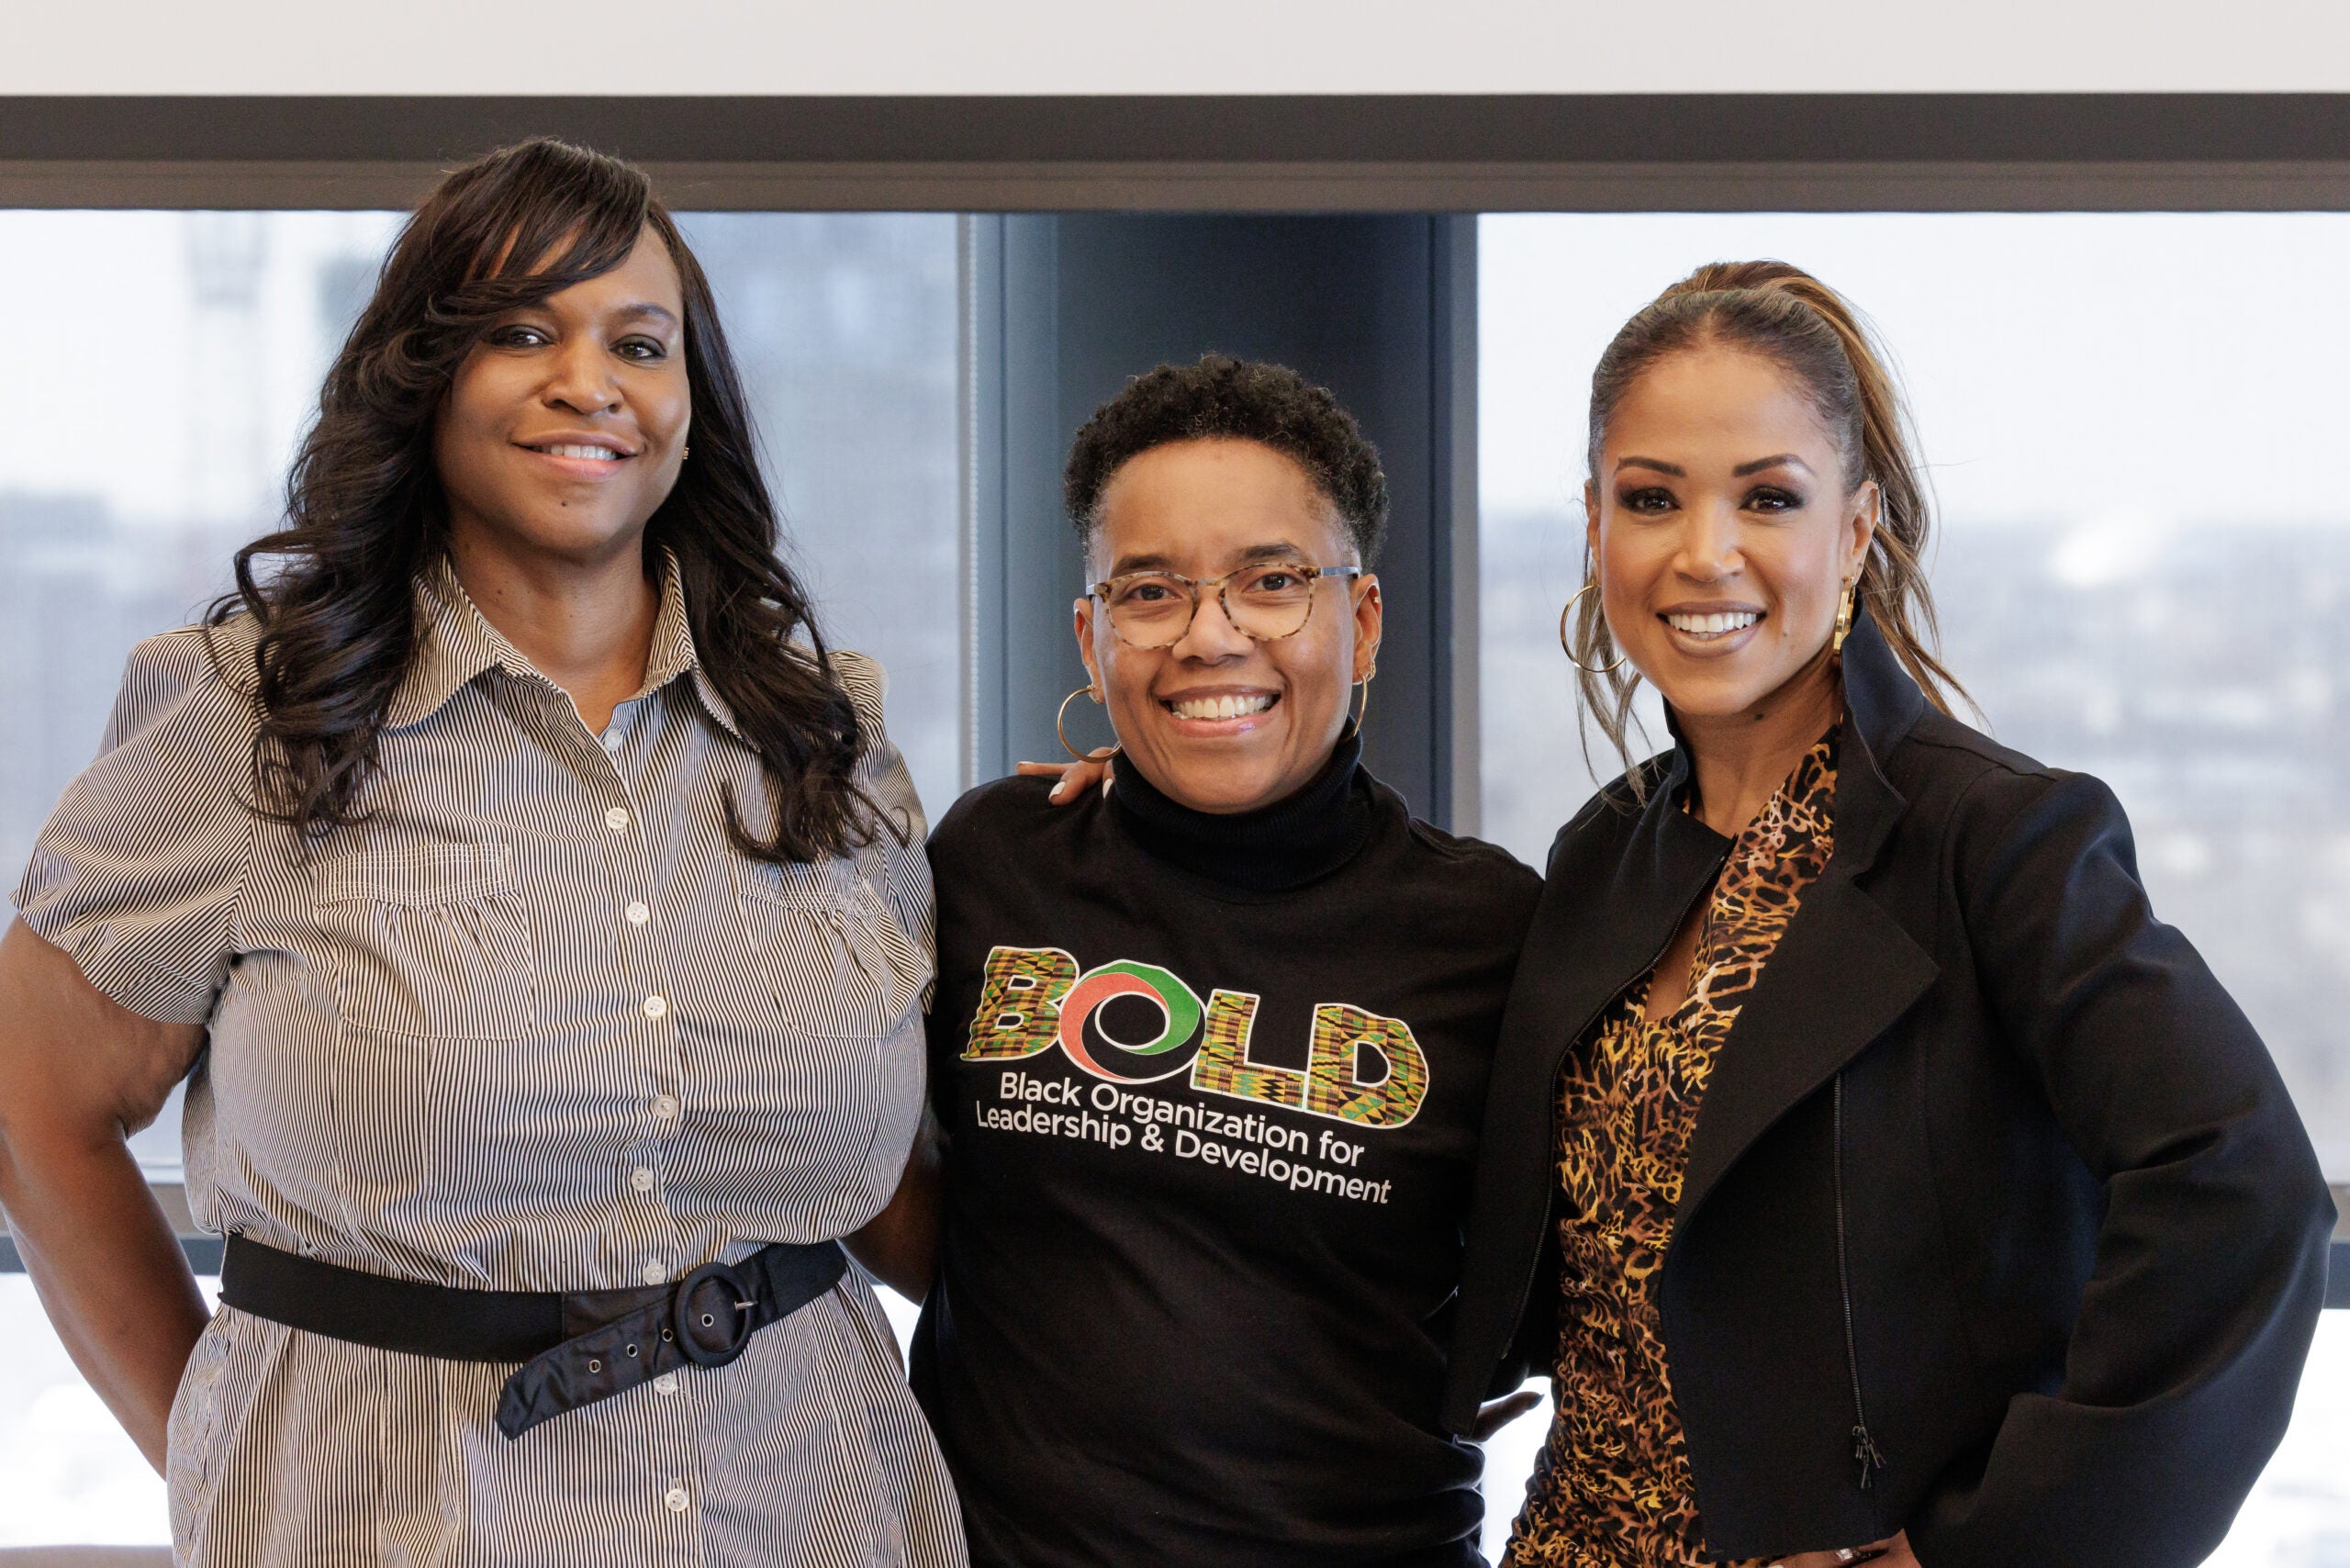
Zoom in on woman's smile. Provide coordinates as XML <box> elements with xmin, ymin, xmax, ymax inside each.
<box><xmin>1160</xmin><ymin>687</ymin><xmax>1281</xmax><ymax>728</ymax></box>
<box><xmin>513</xmin><ymin>431</ymin><xmax>640</xmax><ymax>481</ymax></box>
<box><xmin>1658</xmin><ymin>601</ymin><xmax>1767</xmax><ymax>655</ymax></box>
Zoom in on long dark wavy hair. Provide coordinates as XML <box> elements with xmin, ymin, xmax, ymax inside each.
<box><xmin>211</xmin><ymin>138</ymin><xmax>881</xmax><ymax>862</ymax></box>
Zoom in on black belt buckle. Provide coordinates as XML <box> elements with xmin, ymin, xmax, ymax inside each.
<box><xmin>673</xmin><ymin>1260</ymin><xmax>757</xmax><ymax>1368</ymax></box>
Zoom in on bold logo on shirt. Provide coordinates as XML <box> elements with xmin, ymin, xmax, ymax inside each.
<box><xmin>961</xmin><ymin>946</ymin><xmax>1427</xmax><ymax>1128</ymax></box>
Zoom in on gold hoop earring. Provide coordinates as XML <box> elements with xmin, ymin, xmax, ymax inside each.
<box><xmin>1832</xmin><ymin>576</ymin><xmax>1856</xmax><ymax>655</ymax></box>
<box><xmin>1348</xmin><ymin>665</ymin><xmax>1374</xmax><ymax>736</ymax></box>
<box><xmin>1057</xmin><ymin>683</ymin><xmax>1121</xmax><ymax>763</ymax></box>
<box><xmin>1560</xmin><ymin>581</ymin><xmax>1625</xmax><ymax>676</ymax></box>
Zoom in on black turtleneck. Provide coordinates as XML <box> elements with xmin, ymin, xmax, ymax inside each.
<box><xmin>912</xmin><ymin>745</ymin><xmax>1542</xmax><ymax>1568</ymax></box>
<box><xmin>1108</xmin><ymin>726</ymin><xmax>1371</xmax><ymax>892</ymax></box>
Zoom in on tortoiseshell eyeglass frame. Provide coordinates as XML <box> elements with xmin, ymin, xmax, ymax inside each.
<box><xmin>1088</xmin><ymin>562</ymin><xmax>1363</xmax><ymax>650</ymax></box>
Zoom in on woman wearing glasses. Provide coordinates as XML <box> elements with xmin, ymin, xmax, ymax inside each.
<box><xmin>878</xmin><ymin>355</ymin><xmax>1541</xmax><ymax>1566</ymax></box>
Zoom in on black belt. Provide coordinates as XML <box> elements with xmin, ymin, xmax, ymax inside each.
<box><xmin>219</xmin><ymin>1234</ymin><xmax>847</xmax><ymax>1439</ymax></box>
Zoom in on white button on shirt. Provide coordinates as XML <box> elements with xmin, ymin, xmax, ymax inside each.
<box><xmin>627</xmin><ymin>901</ymin><xmax>650</xmax><ymax>926</ymax></box>
<box><xmin>643</xmin><ymin>1260</ymin><xmax>668</xmax><ymax>1286</ymax></box>
<box><xmin>643</xmin><ymin>994</ymin><xmax>669</xmax><ymax>1021</ymax></box>
<box><xmin>665</xmin><ymin>1485</ymin><xmax>690</xmax><ymax>1514</ymax></box>
<box><xmin>631</xmin><ymin>1166</ymin><xmax>658</xmax><ymax>1193</ymax></box>
<box><xmin>17</xmin><ymin>558</ymin><xmax>956</xmax><ymax>1568</ymax></box>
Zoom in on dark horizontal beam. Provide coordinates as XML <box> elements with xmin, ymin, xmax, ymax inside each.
<box><xmin>8</xmin><ymin>94</ymin><xmax>2350</xmax><ymax>168</ymax></box>
<box><xmin>10</xmin><ymin>96</ymin><xmax>2350</xmax><ymax>212</ymax></box>
<box><xmin>8</xmin><ymin>157</ymin><xmax>2350</xmax><ymax>214</ymax></box>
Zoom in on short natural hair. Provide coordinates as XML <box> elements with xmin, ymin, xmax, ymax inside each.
<box><xmin>1571</xmin><ymin>260</ymin><xmax>1970</xmax><ymax>778</ymax></box>
<box><xmin>1063</xmin><ymin>353</ymin><xmax>1389</xmax><ymax>565</ymax></box>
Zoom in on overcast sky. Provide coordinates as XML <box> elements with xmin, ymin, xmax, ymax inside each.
<box><xmin>9</xmin><ymin>208</ymin><xmax>2350</xmax><ymax>545</ymax></box>
<box><xmin>0</xmin><ymin>211</ymin><xmax>403</xmax><ymax>530</ymax></box>
<box><xmin>1480</xmin><ymin>211</ymin><xmax>2350</xmax><ymax>538</ymax></box>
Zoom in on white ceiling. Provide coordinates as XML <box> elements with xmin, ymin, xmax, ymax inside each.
<box><xmin>11</xmin><ymin>0</ymin><xmax>2350</xmax><ymax>97</ymax></box>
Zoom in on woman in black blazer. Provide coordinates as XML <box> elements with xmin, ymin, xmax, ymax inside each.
<box><xmin>1446</xmin><ymin>262</ymin><xmax>2333</xmax><ymax>1568</ymax></box>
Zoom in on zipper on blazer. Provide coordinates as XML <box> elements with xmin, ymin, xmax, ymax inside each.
<box><xmin>1833</xmin><ymin>1072</ymin><xmax>1887</xmax><ymax>1491</ymax></box>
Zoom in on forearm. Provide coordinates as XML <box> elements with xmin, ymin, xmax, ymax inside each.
<box><xmin>0</xmin><ymin>1126</ymin><xmax>208</xmax><ymax>1473</ymax></box>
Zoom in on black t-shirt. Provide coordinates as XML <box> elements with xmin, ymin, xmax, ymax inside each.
<box><xmin>910</xmin><ymin>736</ymin><xmax>1542</xmax><ymax>1568</ymax></box>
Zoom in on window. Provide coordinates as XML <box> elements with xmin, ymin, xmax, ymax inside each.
<box><xmin>0</xmin><ymin>207</ymin><xmax>960</xmax><ymax>1545</ymax></box>
<box><xmin>4</xmin><ymin>196</ymin><xmax>2338</xmax><ymax>1556</ymax></box>
<box><xmin>1475</xmin><ymin>210</ymin><xmax>2350</xmax><ymax>1561</ymax></box>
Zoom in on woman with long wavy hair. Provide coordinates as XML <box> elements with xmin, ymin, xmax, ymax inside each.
<box><xmin>0</xmin><ymin>139</ymin><xmax>963</xmax><ymax>1565</ymax></box>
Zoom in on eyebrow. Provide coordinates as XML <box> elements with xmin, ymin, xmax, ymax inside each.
<box><xmin>611</xmin><ymin>302</ymin><xmax>679</xmax><ymax>327</ymax></box>
<box><xmin>1106</xmin><ymin>541</ymin><xmax>1318</xmax><ymax>577</ymax></box>
<box><xmin>1732</xmin><ymin>454</ymin><xmax>1812</xmax><ymax>477</ymax></box>
<box><xmin>1614</xmin><ymin>454</ymin><xmax>1816</xmax><ymax>478</ymax></box>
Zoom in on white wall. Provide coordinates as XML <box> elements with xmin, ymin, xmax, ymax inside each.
<box><xmin>12</xmin><ymin>0</ymin><xmax>2350</xmax><ymax>97</ymax></box>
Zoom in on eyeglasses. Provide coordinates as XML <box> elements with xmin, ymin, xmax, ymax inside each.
<box><xmin>1090</xmin><ymin>560</ymin><xmax>1363</xmax><ymax>650</ymax></box>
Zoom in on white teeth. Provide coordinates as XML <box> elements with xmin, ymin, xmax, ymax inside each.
<box><xmin>538</xmin><ymin>443</ymin><xmax>623</xmax><ymax>461</ymax></box>
<box><xmin>1667</xmin><ymin>611</ymin><xmax>1761</xmax><ymax>637</ymax></box>
<box><xmin>1169</xmin><ymin>693</ymin><xmax>1276</xmax><ymax>721</ymax></box>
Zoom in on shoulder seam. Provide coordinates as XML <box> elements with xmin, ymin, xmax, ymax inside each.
<box><xmin>1897</xmin><ymin>726</ymin><xmax>2072</xmax><ymax>788</ymax></box>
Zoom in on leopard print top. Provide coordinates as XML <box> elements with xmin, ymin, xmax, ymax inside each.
<box><xmin>1503</xmin><ymin>731</ymin><xmax>1840</xmax><ymax>1568</ymax></box>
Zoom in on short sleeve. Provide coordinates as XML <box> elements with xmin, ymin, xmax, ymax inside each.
<box><xmin>13</xmin><ymin>624</ymin><xmax>261</xmax><ymax>1025</ymax></box>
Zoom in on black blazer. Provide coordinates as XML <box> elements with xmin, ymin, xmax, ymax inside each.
<box><xmin>1444</xmin><ymin>612</ymin><xmax>2334</xmax><ymax>1567</ymax></box>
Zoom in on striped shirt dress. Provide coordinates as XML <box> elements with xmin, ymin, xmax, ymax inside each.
<box><xmin>13</xmin><ymin>560</ymin><xmax>968</xmax><ymax>1567</ymax></box>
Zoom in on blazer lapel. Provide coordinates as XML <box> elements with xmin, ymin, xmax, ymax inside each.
<box><xmin>1674</xmin><ymin>868</ymin><xmax>1938</xmax><ymax>1229</ymax></box>
<box><xmin>1547</xmin><ymin>783</ymin><xmax>1732</xmax><ymax>1080</ymax></box>
<box><xmin>1674</xmin><ymin>613</ymin><xmax>1940</xmax><ymax>1230</ymax></box>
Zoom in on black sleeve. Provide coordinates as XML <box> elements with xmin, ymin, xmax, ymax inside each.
<box><xmin>1468</xmin><ymin>810</ymin><xmax>1597</xmax><ymax>1407</ymax></box>
<box><xmin>1908</xmin><ymin>768</ymin><xmax>2335</xmax><ymax>1568</ymax></box>
<box><xmin>1483</xmin><ymin>1220</ymin><xmax>1560</xmax><ymax>1401</ymax></box>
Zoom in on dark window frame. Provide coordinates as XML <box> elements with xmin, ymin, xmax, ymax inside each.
<box><xmin>6</xmin><ymin>94</ymin><xmax>2350</xmax><ymax>212</ymax></box>
<box><xmin>1</xmin><ymin>94</ymin><xmax>2343</xmax><ymax>1287</ymax></box>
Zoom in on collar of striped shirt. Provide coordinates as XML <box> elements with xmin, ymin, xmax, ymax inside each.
<box><xmin>384</xmin><ymin>550</ymin><xmax>746</xmax><ymax>743</ymax></box>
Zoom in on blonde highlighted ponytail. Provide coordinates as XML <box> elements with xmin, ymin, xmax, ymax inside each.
<box><xmin>1572</xmin><ymin>260</ymin><xmax>1969</xmax><ymax>784</ymax></box>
